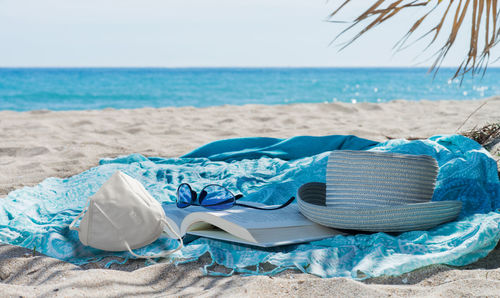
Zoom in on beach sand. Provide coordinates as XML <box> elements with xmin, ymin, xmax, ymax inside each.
<box><xmin>0</xmin><ymin>98</ymin><xmax>499</xmax><ymax>296</ymax></box>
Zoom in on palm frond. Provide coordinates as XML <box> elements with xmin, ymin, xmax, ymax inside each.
<box><xmin>330</xmin><ymin>0</ymin><xmax>500</xmax><ymax>79</ymax></box>
<box><xmin>461</xmin><ymin>122</ymin><xmax>500</xmax><ymax>145</ymax></box>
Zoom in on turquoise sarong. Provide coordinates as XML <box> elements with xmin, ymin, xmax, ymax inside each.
<box><xmin>0</xmin><ymin>134</ymin><xmax>499</xmax><ymax>279</ymax></box>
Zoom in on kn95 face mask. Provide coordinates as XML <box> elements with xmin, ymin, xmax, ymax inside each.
<box><xmin>69</xmin><ymin>171</ymin><xmax>183</xmax><ymax>258</ymax></box>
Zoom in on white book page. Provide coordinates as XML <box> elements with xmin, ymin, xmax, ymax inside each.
<box><xmin>162</xmin><ymin>206</ymin><xmax>190</xmax><ymax>227</ymax></box>
<box><xmin>163</xmin><ymin>204</ymin><xmax>254</xmax><ymax>240</ymax></box>
<box><xmin>206</xmin><ymin>204</ymin><xmax>313</xmax><ymax>229</ymax></box>
<box><xmin>163</xmin><ymin>203</ymin><xmax>312</xmax><ymax>230</ymax></box>
<box><xmin>162</xmin><ymin>203</ymin><xmax>340</xmax><ymax>246</ymax></box>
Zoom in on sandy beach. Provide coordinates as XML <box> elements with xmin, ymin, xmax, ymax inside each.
<box><xmin>0</xmin><ymin>98</ymin><xmax>499</xmax><ymax>296</ymax></box>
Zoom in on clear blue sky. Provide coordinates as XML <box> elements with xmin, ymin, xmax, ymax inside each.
<box><xmin>1</xmin><ymin>0</ymin><xmax>498</xmax><ymax>67</ymax></box>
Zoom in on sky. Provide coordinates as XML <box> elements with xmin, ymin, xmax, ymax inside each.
<box><xmin>1</xmin><ymin>0</ymin><xmax>499</xmax><ymax>68</ymax></box>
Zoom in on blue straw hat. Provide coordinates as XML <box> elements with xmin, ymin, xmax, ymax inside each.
<box><xmin>297</xmin><ymin>151</ymin><xmax>462</xmax><ymax>232</ymax></box>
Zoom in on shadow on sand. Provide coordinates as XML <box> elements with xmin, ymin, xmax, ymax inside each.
<box><xmin>1</xmin><ymin>240</ymin><xmax>500</xmax><ymax>295</ymax></box>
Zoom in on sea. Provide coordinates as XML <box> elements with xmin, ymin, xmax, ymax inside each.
<box><xmin>0</xmin><ymin>68</ymin><xmax>499</xmax><ymax>111</ymax></box>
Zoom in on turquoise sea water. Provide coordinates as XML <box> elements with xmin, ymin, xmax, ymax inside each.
<box><xmin>0</xmin><ymin>68</ymin><xmax>499</xmax><ymax>111</ymax></box>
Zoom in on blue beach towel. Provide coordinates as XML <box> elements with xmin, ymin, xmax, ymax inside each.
<box><xmin>0</xmin><ymin>134</ymin><xmax>499</xmax><ymax>279</ymax></box>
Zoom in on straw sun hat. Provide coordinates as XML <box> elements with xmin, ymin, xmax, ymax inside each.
<box><xmin>297</xmin><ymin>150</ymin><xmax>462</xmax><ymax>232</ymax></box>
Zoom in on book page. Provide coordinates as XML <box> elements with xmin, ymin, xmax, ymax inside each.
<box><xmin>188</xmin><ymin>224</ymin><xmax>341</xmax><ymax>248</ymax></box>
<box><xmin>195</xmin><ymin>204</ymin><xmax>313</xmax><ymax>230</ymax></box>
<box><xmin>162</xmin><ymin>203</ymin><xmax>340</xmax><ymax>247</ymax></box>
<box><xmin>163</xmin><ymin>204</ymin><xmax>256</xmax><ymax>241</ymax></box>
<box><xmin>164</xmin><ymin>202</ymin><xmax>313</xmax><ymax>230</ymax></box>
<box><xmin>161</xmin><ymin>205</ymin><xmax>191</xmax><ymax>234</ymax></box>
<box><xmin>249</xmin><ymin>225</ymin><xmax>342</xmax><ymax>247</ymax></box>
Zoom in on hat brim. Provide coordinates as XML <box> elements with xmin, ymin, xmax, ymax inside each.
<box><xmin>297</xmin><ymin>182</ymin><xmax>462</xmax><ymax>232</ymax></box>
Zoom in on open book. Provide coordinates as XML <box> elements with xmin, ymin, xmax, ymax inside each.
<box><xmin>162</xmin><ymin>203</ymin><xmax>341</xmax><ymax>247</ymax></box>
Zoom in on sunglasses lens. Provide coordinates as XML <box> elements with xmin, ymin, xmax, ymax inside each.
<box><xmin>177</xmin><ymin>184</ymin><xmax>192</xmax><ymax>208</ymax></box>
<box><xmin>199</xmin><ymin>185</ymin><xmax>235</xmax><ymax>210</ymax></box>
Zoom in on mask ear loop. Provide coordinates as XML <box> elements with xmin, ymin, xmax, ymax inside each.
<box><xmin>69</xmin><ymin>198</ymin><xmax>91</xmax><ymax>231</ymax></box>
<box><xmin>123</xmin><ymin>218</ymin><xmax>184</xmax><ymax>259</ymax></box>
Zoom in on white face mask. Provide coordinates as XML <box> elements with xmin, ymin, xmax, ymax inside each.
<box><xmin>70</xmin><ymin>171</ymin><xmax>183</xmax><ymax>258</ymax></box>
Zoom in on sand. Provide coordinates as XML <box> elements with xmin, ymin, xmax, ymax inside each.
<box><xmin>0</xmin><ymin>98</ymin><xmax>499</xmax><ymax>296</ymax></box>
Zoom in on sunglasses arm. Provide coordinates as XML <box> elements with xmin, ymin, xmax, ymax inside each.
<box><xmin>235</xmin><ymin>196</ymin><xmax>295</xmax><ymax>210</ymax></box>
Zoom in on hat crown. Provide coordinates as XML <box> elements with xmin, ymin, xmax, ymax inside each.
<box><xmin>326</xmin><ymin>150</ymin><xmax>438</xmax><ymax>208</ymax></box>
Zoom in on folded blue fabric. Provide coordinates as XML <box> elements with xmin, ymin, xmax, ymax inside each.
<box><xmin>0</xmin><ymin>134</ymin><xmax>499</xmax><ymax>279</ymax></box>
<box><xmin>180</xmin><ymin>135</ymin><xmax>378</xmax><ymax>161</ymax></box>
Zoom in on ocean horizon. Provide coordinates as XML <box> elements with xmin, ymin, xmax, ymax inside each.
<box><xmin>0</xmin><ymin>67</ymin><xmax>499</xmax><ymax>111</ymax></box>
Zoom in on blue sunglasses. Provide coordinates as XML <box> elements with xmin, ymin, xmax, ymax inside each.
<box><xmin>176</xmin><ymin>183</ymin><xmax>295</xmax><ymax>211</ymax></box>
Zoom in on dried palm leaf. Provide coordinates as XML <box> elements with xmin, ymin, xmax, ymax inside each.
<box><xmin>330</xmin><ymin>0</ymin><xmax>500</xmax><ymax>79</ymax></box>
<box><xmin>461</xmin><ymin>122</ymin><xmax>500</xmax><ymax>145</ymax></box>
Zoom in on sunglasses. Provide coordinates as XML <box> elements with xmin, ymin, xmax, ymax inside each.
<box><xmin>176</xmin><ymin>183</ymin><xmax>295</xmax><ymax>211</ymax></box>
